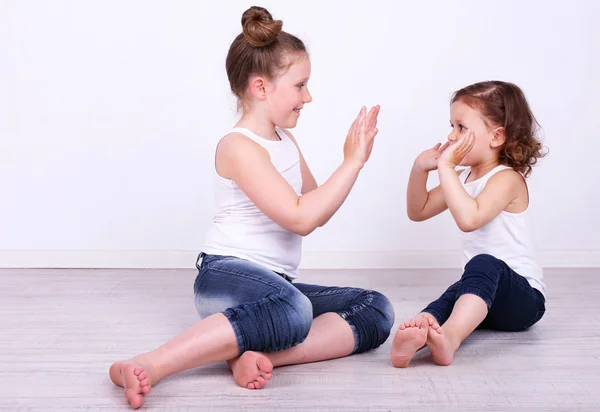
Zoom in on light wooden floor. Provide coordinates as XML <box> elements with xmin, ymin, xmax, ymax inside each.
<box><xmin>1</xmin><ymin>268</ymin><xmax>599</xmax><ymax>411</ymax></box>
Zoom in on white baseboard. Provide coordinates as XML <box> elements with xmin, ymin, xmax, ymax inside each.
<box><xmin>1</xmin><ymin>250</ymin><xmax>599</xmax><ymax>269</ymax></box>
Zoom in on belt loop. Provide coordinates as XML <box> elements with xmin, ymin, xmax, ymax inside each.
<box><xmin>196</xmin><ymin>252</ymin><xmax>205</xmax><ymax>270</ymax></box>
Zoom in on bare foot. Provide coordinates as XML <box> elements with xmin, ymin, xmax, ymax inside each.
<box><xmin>109</xmin><ymin>360</ymin><xmax>154</xmax><ymax>409</ymax></box>
<box><xmin>227</xmin><ymin>351</ymin><xmax>274</xmax><ymax>389</ymax></box>
<box><xmin>391</xmin><ymin>317</ymin><xmax>429</xmax><ymax>368</ymax></box>
<box><xmin>416</xmin><ymin>312</ymin><xmax>437</xmax><ymax>326</ymax></box>
<box><xmin>426</xmin><ymin>323</ymin><xmax>457</xmax><ymax>366</ymax></box>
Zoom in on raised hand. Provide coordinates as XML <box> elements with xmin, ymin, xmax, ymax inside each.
<box><xmin>343</xmin><ymin>105</ymin><xmax>380</xmax><ymax>169</ymax></box>
<box><xmin>438</xmin><ymin>130</ymin><xmax>475</xmax><ymax>169</ymax></box>
<box><xmin>413</xmin><ymin>141</ymin><xmax>449</xmax><ymax>172</ymax></box>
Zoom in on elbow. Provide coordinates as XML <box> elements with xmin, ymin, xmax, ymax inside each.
<box><xmin>280</xmin><ymin>203</ymin><xmax>320</xmax><ymax>236</ymax></box>
<box><xmin>292</xmin><ymin>225</ymin><xmax>315</xmax><ymax>237</ymax></box>
<box><xmin>457</xmin><ymin>219</ymin><xmax>478</xmax><ymax>233</ymax></box>
<box><xmin>288</xmin><ymin>217</ymin><xmax>317</xmax><ymax>236</ymax></box>
<box><xmin>407</xmin><ymin>210</ymin><xmax>425</xmax><ymax>222</ymax></box>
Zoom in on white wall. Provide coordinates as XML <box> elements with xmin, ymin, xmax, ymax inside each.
<box><xmin>1</xmin><ymin>0</ymin><xmax>599</xmax><ymax>269</ymax></box>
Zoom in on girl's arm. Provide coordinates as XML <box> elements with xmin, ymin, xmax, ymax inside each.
<box><xmin>281</xmin><ymin>129</ymin><xmax>318</xmax><ymax>194</ymax></box>
<box><xmin>407</xmin><ymin>142</ymin><xmax>449</xmax><ymax>221</ymax></box>
<box><xmin>437</xmin><ymin>131</ymin><xmax>525</xmax><ymax>232</ymax></box>
<box><xmin>217</xmin><ymin>106</ymin><xmax>379</xmax><ymax>236</ymax></box>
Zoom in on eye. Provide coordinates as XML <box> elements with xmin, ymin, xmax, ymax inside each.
<box><xmin>459</xmin><ymin>124</ymin><xmax>467</xmax><ymax>131</ymax></box>
<box><xmin>297</xmin><ymin>83</ymin><xmax>305</xmax><ymax>89</ymax></box>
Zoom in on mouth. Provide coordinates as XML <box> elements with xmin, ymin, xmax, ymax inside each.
<box><xmin>293</xmin><ymin>108</ymin><xmax>302</xmax><ymax>114</ymax></box>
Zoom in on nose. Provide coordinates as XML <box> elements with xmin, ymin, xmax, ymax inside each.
<box><xmin>447</xmin><ymin>129</ymin><xmax>458</xmax><ymax>142</ymax></box>
<box><xmin>303</xmin><ymin>87</ymin><xmax>312</xmax><ymax>104</ymax></box>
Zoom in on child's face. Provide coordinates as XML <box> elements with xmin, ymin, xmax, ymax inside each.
<box><xmin>448</xmin><ymin>100</ymin><xmax>497</xmax><ymax>166</ymax></box>
<box><xmin>264</xmin><ymin>53</ymin><xmax>313</xmax><ymax>129</ymax></box>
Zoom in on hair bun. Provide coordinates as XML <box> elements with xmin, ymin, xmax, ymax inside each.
<box><xmin>241</xmin><ymin>6</ymin><xmax>283</xmax><ymax>47</ymax></box>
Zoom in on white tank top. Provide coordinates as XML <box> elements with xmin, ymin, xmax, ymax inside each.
<box><xmin>201</xmin><ymin>127</ymin><xmax>303</xmax><ymax>278</ymax></box>
<box><xmin>459</xmin><ymin>165</ymin><xmax>545</xmax><ymax>297</ymax></box>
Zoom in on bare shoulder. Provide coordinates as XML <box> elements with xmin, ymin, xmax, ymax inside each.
<box><xmin>217</xmin><ymin>132</ymin><xmax>268</xmax><ymax>159</ymax></box>
<box><xmin>216</xmin><ymin>132</ymin><xmax>269</xmax><ymax>179</ymax></box>
<box><xmin>487</xmin><ymin>168</ymin><xmax>526</xmax><ymax>189</ymax></box>
<box><xmin>487</xmin><ymin>168</ymin><xmax>529</xmax><ymax>212</ymax></box>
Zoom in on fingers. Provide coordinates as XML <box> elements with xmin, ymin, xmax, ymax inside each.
<box><xmin>365</xmin><ymin>105</ymin><xmax>380</xmax><ymax>130</ymax></box>
<box><xmin>357</xmin><ymin>107</ymin><xmax>367</xmax><ymax>133</ymax></box>
<box><xmin>466</xmin><ymin>130</ymin><xmax>475</xmax><ymax>151</ymax></box>
<box><xmin>448</xmin><ymin>131</ymin><xmax>474</xmax><ymax>161</ymax></box>
<box><xmin>355</xmin><ymin>105</ymin><xmax>379</xmax><ymax>141</ymax></box>
<box><xmin>348</xmin><ymin>106</ymin><xmax>365</xmax><ymax>137</ymax></box>
<box><xmin>358</xmin><ymin>108</ymin><xmax>367</xmax><ymax>141</ymax></box>
<box><xmin>438</xmin><ymin>141</ymin><xmax>449</xmax><ymax>152</ymax></box>
<box><xmin>358</xmin><ymin>105</ymin><xmax>366</xmax><ymax>120</ymax></box>
<box><xmin>457</xmin><ymin>130</ymin><xmax>475</xmax><ymax>154</ymax></box>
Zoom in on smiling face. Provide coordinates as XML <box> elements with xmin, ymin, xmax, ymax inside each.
<box><xmin>262</xmin><ymin>53</ymin><xmax>313</xmax><ymax>129</ymax></box>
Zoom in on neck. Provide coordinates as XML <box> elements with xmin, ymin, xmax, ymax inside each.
<box><xmin>467</xmin><ymin>158</ymin><xmax>501</xmax><ymax>181</ymax></box>
<box><xmin>236</xmin><ymin>112</ymin><xmax>280</xmax><ymax>141</ymax></box>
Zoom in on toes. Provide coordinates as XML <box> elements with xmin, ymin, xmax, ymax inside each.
<box><xmin>126</xmin><ymin>391</ymin><xmax>144</xmax><ymax>409</ymax></box>
<box><xmin>264</xmin><ymin>372</ymin><xmax>272</xmax><ymax>380</ymax></box>
<box><xmin>133</xmin><ymin>367</ymin><xmax>143</xmax><ymax>376</ymax></box>
<box><xmin>257</xmin><ymin>377</ymin><xmax>267</xmax><ymax>386</ymax></box>
<box><xmin>247</xmin><ymin>382</ymin><xmax>255</xmax><ymax>389</ymax></box>
<box><xmin>417</xmin><ymin>313</ymin><xmax>433</xmax><ymax>325</ymax></box>
<box><xmin>137</xmin><ymin>372</ymin><xmax>146</xmax><ymax>380</ymax></box>
<box><xmin>257</xmin><ymin>356</ymin><xmax>274</xmax><ymax>374</ymax></box>
<box><xmin>142</xmin><ymin>385</ymin><xmax>151</xmax><ymax>394</ymax></box>
<box><xmin>140</xmin><ymin>378</ymin><xmax>149</xmax><ymax>387</ymax></box>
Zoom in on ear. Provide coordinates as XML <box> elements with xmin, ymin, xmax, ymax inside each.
<box><xmin>490</xmin><ymin>127</ymin><xmax>506</xmax><ymax>148</ymax></box>
<box><xmin>248</xmin><ymin>76</ymin><xmax>267</xmax><ymax>100</ymax></box>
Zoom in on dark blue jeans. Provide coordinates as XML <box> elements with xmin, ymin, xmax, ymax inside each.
<box><xmin>422</xmin><ymin>254</ymin><xmax>546</xmax><ymax>331</ymax></box>
<box><xmin>194</xmin><ymin>253</ymin><xmax>395</xmax><ymax>355</ymax></box>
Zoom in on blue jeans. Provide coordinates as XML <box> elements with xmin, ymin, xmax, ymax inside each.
<box><xmin>422</xmin><ymin>254</ymin><xmax>546</xmax><ymax>331</ymax></box>
<box><xmin>194</xmin><ymin>253</ymin><xmax>395</xmax><ymax>355</ymax></box>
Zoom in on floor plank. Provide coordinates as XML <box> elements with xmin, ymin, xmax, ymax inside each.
<box><xmin>1</xmin><ymin>268</ymin><xmax>598</xmax><ymax>411</ymax></box>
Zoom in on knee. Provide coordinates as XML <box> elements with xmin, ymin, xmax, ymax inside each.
<box><xmin>225</xmin><ymin>290</ymin><xmax>313</xmax><ymax>353</ymax></box>
<box><xmin>466</xmin><ymin>254</ymin><xmax>499</xmax><ymax>268</ymax></box>
<box><xmin>261</xmin><ymin>290</ymin><xmax>313</xmax><ymax>350</ymax></box>
<box><xmin>463</xmin><ymin>254</ymin><xmax>503</xmax><ymax>281</ymax></box>
<box><xmin>285</xmin><ymin>292</ymin><xmax>314</xmax><ymax>344</ymax></box>
<box><xmin>345</xmin><ymin>290</ymin><xmax>395</xmax><ymax>353</ymax></box>
<box><xmin>371</xmin><ymin>291</ymin><xmax>396</xmax><ymax>332</ymax></box>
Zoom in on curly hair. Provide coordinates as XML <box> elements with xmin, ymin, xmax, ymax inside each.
<box><xmin>451</xmin><ymin>81</ymin><xmax>547</xmax><ymax>177</ymax></box>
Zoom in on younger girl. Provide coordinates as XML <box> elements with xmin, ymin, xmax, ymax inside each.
<box><xmin>391</xmin><ymin>80</ymin><xmax>547</xmax><ymax>368</ymax></box>
<box><xmin>109</xmin><ymin>6</ymin><xmax>394</xmax><ymax>408</ymax></box>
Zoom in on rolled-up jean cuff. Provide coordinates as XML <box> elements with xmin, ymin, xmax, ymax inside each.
<box><xmin>222</xmin><ymin>308</ymin><xmax>245</xmax><ymax>355</ymax></box>
<box><xmin>457</xmin><ymin>287</ymin><xmax>493</xmax><ymax>309</ymax></box>
<box><xmin>341</xmin><ymin>317</ymin><xmax>360</xmax><ymax>354</ymax></box>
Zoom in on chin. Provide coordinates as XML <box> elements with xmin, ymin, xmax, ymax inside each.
<box><xmin>278</xmin><ymin>119</ymin><xmax>298</xmax><ymax>129</ymax></box>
